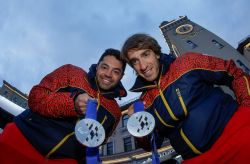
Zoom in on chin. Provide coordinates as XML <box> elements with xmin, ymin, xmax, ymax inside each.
<box><xmin>144</xmin><ymin>76</ymin><xmax>156</xmax><ymax>82</ymax></box>
<box><xmin>100</xmin><ymin>85</ymin><xmax>113</xmax><ymax>91</ymax></box>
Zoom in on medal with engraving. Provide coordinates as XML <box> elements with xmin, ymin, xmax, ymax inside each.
<box><xmin>75</xmin><ymin>118</ymin><xmax>105</xmax><ymax>147</ymax></box>
<box><xmin>127</xmin><ymin>111</ymin><xmax>155</xmax><ymax>137</ymax></box>
<box><xmin>75</xmin><ymin>99</ymin><xmax>105</xmax><ymax>148</ymax></box>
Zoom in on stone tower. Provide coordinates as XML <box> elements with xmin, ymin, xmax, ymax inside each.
<box><xmin>159</xmin><ymin>16</ymin><xmax>250</xmax><ymax>74</ymax></box>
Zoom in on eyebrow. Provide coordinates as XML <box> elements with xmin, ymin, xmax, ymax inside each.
<box><xmin>142</xmin><ymin>49</ymin><xmax>150</xmax><ymax>55</ymax></box>
<box><xmin>101</xmin><ymin>63</ymin><xmax>122</xmax><ymax>72</ymax></box>
<box><xmin>128</xmin><ymin>49</ymin><xmax>150</xmax><ymax>61</ymax></box>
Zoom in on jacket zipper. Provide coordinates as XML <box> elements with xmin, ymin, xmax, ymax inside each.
<box><xmin>101</xmin><ymin>115</ymin><xmax>107</xmax><ymax>125</ymax></box>
<box><xmin>176</xmin><ymin>88</ymin><xmax>188</xmax><ymax>117</ymax></box>
<box><xmin>157</xmin><ymin>84</ymin><xmax>179</xmax><ymax>121</ymax></box>
<box><xmin>180</xmin><ymin>128</ymin><xmax>202</xmax><ymax>155</ymax></box>
<box><xmin>46</xmin><ymin>131</ymin><xmax>75</xmax><ymax>158</ymax></box>
<box><xmin>154</xmin><ymin>108</ymin><xmax>175</xmax><ymax>128</ymax></box>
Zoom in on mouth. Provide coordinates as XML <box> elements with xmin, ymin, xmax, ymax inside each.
<box><xmin>142</xmin><ymin>68</ymin><xmax>152</xmax><ymax>77</ymax></box>
<box><xmin>102</xmin><ymin>78</ymin><xmax>112</xmax><ymax>85</ymax></box>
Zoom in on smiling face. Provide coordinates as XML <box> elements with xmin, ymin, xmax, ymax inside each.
<box><xmin>127</xmin><ymin>49</ymin><xmax>160</xmax><ymax>82</ymax></box>
<box><xmin>96</xmin><ymin>55</ymin><xmax>124</xmax><ymax>90</ymax></box>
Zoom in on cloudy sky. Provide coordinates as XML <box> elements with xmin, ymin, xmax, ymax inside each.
<box><xmin>0</xmin><ymin>0</ymin><xmax>249</xmax><ymax>104</ymax></box>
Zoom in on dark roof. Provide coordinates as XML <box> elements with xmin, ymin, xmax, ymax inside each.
<box><xmin>3</xmin><ymin>80</ymin><xmax>28</xmax><ymax>99</ymax></box>
<box><xmin>119</xmin><ymin>97</ymin><xmax>139</xmax><ymax>111</ymax></box>
<box><xmin>237</xmin><ymin>35</ymin><xmax>250</xmax><ymax>54</ymax></box>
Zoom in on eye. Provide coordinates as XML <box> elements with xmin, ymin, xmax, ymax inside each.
<box><xmin>142</xmin><ymin>50</ymin><xmax>150</xmax><ymax>57</ymax></box>
<box><xmin>100</xmin><ymin>64</ymin><xmax>108</xmax><ymax>70</ymax></box>
<box><xmin>130</xmin><ymin>59</ymin><xmax>138</xmax><ymax>66</ymax></box>
<box><xmin>113</xmin><ymin>70</ymin><xmax>122</xmax><ymax>76</ymax></box>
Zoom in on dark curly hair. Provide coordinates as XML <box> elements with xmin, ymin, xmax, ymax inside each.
<box><xmin>121</xmin><ymin>33</ymin><xmax>162</xmax><ymax>63</ymax></box>
<box><xmin>98</xmin><ymin>48</ymin><xmax>126</xmax><ymax>73</ymax></box>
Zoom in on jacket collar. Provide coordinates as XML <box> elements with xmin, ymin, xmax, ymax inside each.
<box><xmin>87</xmin><ymin>64</ymin><xmax>127</xmax><ymax>99</ymax></box>
<box><xmin>130</xmin><ymin>53</ymin><xmax>175</xmax><ymax>92</ymax></box>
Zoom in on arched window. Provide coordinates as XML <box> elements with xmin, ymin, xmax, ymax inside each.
<box><xmin>122</xmin><ymin>114</ymin><xmax>129</xmax><ymax>127</ymax></box>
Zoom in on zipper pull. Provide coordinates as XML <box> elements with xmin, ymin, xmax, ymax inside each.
<box><xmin>176</xmin><ymin>88</ymin><xmax>181</xmax><ymax>97</ymax></box>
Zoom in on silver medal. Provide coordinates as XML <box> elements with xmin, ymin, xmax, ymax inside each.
<box><xmin>75</xmin><ymin>118</ymin><xmax>105</xmax><ymax>147</ymax></box>
<box><xmin>127</xmin><ymin>111</ymin><xmax>155</xmax><ymax>137</ymax></box>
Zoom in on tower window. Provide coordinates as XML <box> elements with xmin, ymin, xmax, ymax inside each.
<box><xmin>186</xmin><ymin>40</ymin><xmax>197</xmax><ymax>49</ymax></box>
<box><xmin>236</xmin><ymin>60</ymin><xmax>250</xmax><ymax>74</ymax></box>
<box><xmin>123</xmin><ymin>137</ymin><xmax>132</xmax><ymax>152</ymax></box>
<box><xmin>122</xmin><ymin>114</ymin><xmax>129</xmax><ymax>127</ymax></box>
<box><xmin>212</xmin><ymin>39</ymin><xmax>224</xmax><ymax>49</ymax></box>
<box><xmin>106</xmin><ymin>142</ymin><xmax>113</xmax><ymax>155</ymax></box>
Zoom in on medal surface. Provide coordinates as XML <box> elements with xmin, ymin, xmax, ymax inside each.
<box><xmin>127</xmin><ymin>111</ymin><xmax>155</xmax><ymax>137</ymax></box>
<box><xmin>75</xmin><ymin>118</ymin><xmax>105</xmax><ymax>147</ymax></box>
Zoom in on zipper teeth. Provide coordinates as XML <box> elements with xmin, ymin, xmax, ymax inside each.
<box><xmin>180</xmin><ymin>129</ymin><xmax>202</xmax><ymax>155</ymax></box>
<box><xmin>46</xmin><ymin>132</ymin><xmax>75</xmax><ymax>158</ymax></box>
<box><xmin>158</xmin><ymin>88</ymin><xmax>179</xmax><ymax>121</ymax></box>
<box><xmin>154</xmin><ymin>108</ymin><xmax>175</xmax><ymax>128</ymax></box>
<box><xmin>101</xmin><ymin>115</ymin><xmax>107</xmax><ymax>125</ymax></box>
<box><xmin>176</xmin><ymin>88</ymin><xmax>188</xmax><ymax>117</ymax></box>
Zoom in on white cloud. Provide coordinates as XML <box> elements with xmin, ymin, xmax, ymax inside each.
<box><xmin>0</xmin><ymin>0</ymin><xmax>249</xmax><ymax>101</ymax></box>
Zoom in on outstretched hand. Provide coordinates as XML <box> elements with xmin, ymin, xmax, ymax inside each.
<box><xmin>74</xmin><ymin>93</ymin><xmax>92</xmax><ymax>115</ymax></box>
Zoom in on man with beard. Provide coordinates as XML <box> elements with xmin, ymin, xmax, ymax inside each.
<box><xmin>0</xmin><ymin>48</ymin><xmax>127</xmax><ymax>163</ymax></box>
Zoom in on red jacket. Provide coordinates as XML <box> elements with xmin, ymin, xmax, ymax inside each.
<box><xmin>14</xmin><ymin>64</ymin><xmax>127</xmax><ymax>161</ymax></box>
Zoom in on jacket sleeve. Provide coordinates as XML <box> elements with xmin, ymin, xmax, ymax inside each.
<box><xmin>182</xmin><ymin>52</ymin><xmax>250</xmax><ymax>106</ymax></box>
<box><xmin>28</xmin><ymin>64</ymin><xmax>86</xmax><ymax>117</ymax></box>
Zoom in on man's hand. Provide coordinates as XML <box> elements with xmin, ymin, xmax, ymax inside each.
<box><xmin>74</xmin><ymin>93</ymin><xmax>92</xmax><ymax>115</ymax></box>
<box><xmin>127</xmin><ymin>104</ymin><xmax>135</xmax><ymax>116</ymax></box>
<box><xmin>127</xmin><ymin>101</ymin><xmax>145</xmax><ymax>116</ymax></box>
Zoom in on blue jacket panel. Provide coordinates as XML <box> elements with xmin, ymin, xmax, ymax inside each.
<box><xmin>131</xmin><ymin>52</ymin><xmax>250</xmax><ymax>159</ymax></box>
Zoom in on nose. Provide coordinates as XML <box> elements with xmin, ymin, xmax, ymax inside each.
<box><xmin>139</xmin><ymin>61</ymin><xmax>147</xmax><ymax>71</ymax></box>
<box><xmin>104</xmin><ymin>69</ymin><xmax>112</xmax><ymax>77</ymax></box>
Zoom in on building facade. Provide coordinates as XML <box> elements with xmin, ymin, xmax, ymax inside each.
<box><xmin>100</xmin><ymin>99</ymin><xmax>177</xmax><ymax>163</ymax></box>
<box><xmin>0</xmin><ymin>80</ymin><xmax>27</xmax><ymax>131</ymax></box>
<box><xmin>0</xmin><ymin>80</ymin><xmax>28</xmax><ymax>109</ymax></box>
<box><xmin>159</xmin><ymin>16</ymin><xmax>250</xmax><ymax>74</ymax></box>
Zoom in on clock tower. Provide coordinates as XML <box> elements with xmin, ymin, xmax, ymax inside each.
<box><xmin>159</xmin><ymin>16</ymin><xmax>250</xmax><ymax>74</ymax></box>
